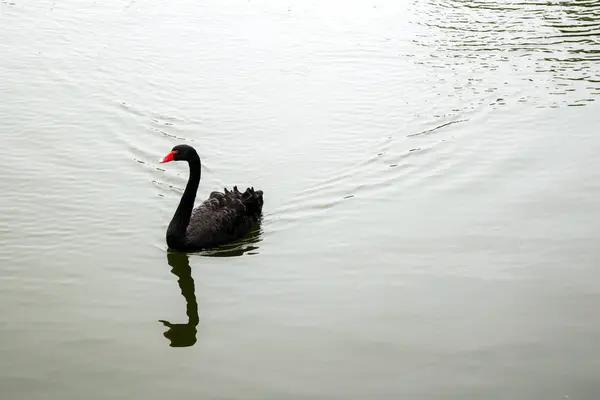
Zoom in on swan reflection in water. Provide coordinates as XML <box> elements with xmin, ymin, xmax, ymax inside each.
<box><xmin>159</xmin><ymin>252</ymin><xmax>199</xmax><ymax>347</ymax></box>
<box><xmin>159</xmin><ymin>223</ymin><xmax>263</xmax><ymax>347</ymax></box>
<box><xmin>200</xmin><ymin>221</ymin><xmax>263</xmax><ymax>257</ymax></box>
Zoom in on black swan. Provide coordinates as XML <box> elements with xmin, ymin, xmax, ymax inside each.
<box><xmin>160</xmin><ymin>144</ymin><xmax>264</xmax><ymax>252</ymax></box>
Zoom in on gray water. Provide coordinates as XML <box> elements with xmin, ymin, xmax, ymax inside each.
<box><xmin>1</xmin><ymin>0</ymin><xmax>600</xmax><ymax>398</ymax></box>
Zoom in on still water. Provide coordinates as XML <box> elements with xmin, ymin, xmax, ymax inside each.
<box><xmin>1</xmin><ymin>0</ymin><xmax>599</xmax><ymax>398</ymax></box>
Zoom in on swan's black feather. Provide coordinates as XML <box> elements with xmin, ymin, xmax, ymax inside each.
<box><xmin>182</xmin><ymin>185</ymin><xmax>263</xmax><ymax>250</ymax></box>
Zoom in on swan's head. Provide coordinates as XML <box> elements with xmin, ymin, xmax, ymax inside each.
<box><xmin>160</xmin><ymin>144</ymin><xmax>196</xmax><ymax>163</ymax></box>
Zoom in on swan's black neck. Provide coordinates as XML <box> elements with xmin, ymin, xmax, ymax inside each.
<box><xmin>166</xmin><ymin>151</ymin><xmax>201</xmax><ymax>249</ymax></box>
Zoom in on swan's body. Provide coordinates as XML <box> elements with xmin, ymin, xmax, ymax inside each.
<box><xmin>160</xmin><ymin>144</ymin><xmax>263</xmax><ymax>252</ymax></box>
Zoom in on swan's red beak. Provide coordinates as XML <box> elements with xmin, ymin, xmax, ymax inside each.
<box><xmin>160</xmin><ymin>151</ymin><xmax>176</xmax><ymax>163</ymax></box>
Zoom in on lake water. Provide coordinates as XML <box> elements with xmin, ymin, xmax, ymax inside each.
<box><xmin>1</xmin><ymin>0</ymin><xmax>599</xmax><ymax>398</ymax></box>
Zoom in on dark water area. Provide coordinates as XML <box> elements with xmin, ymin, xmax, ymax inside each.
<box><xmin>1</xmin><ymin>0</ymin><xmax>600</xmax><ymax>398</ymax></box>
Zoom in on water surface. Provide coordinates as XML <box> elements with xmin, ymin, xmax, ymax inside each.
<box><xmin>1</xmin><ymin>0</ymin><xmax>600</xmax><ymax>398</ymax></box>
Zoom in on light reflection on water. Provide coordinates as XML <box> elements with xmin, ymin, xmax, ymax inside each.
<box><xmin>413</xmin><ymin>0</ymin><xmax>600</xmax><ymax>109</ymax></box>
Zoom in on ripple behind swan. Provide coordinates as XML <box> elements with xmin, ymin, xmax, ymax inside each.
<box><xmin>412</xmin><ymin>0</ymin><xmax>600</xmax><ymax>108</ymax></box>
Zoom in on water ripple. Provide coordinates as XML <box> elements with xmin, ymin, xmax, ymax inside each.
<box><xmin>413</xmin><ymin>0</ymin><xmax>600</xmax><ymax>108</ymax></box>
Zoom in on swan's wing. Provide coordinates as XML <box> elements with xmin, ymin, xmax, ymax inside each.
<box><xmin>185</xmin><ymin>189</ymin><xmax>247</xmax><ymax>238</ymax></box>
<box><xmin>185</xmin><ymin>186</ymin><xmax>264</xmax><ymax>244</ymax></box>
<box><xmin>204</xmin><ymin>186</ymin><xmax>262</xmax><ymax>217</ymax></box>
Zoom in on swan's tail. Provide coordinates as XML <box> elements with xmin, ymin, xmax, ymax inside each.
<box><xmin>239</xmin><ymin>186</ymin><xmax>264</xmax><ymax>217</ymax></box>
